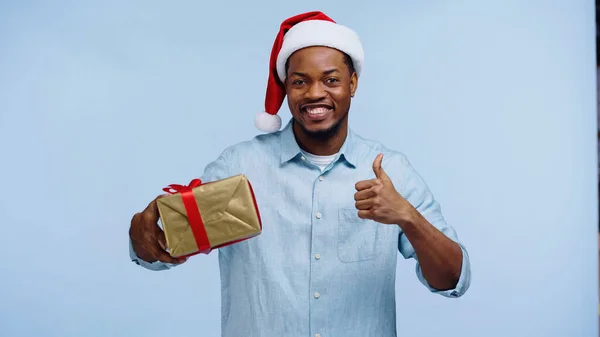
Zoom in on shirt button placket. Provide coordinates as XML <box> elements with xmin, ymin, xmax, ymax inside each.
<box><xmin>311</xmin><ymin>174</ymin><xmax>327</xmax><ymax>337</ymax></box>
<box><xmin>313</xmin><ymin>208</ymin><xmax>322</xmax><ymax>302</ymax></box>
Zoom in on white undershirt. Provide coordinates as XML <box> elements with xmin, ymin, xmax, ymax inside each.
<box><xmin>300</xmin><ymin>150</ymin><xmax>338</xmax><ymax>171</ymax></box>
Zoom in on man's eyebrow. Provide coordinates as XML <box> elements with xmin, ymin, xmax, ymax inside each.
<box><xmin>291</xmin><ymin>71</ymin><xmax>306</xmax><ymax>77</ymax></box>
<box><xmin>322</xmin><ymin>68</ymin><xmax>340</xmax><ymax>75</ymax></box>
<box><xmin>291</xmin><ymin>68</ymin><xmax>341</xmax><ymax>77</ymax></box>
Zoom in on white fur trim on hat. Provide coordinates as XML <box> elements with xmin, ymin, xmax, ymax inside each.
<box><xmin>276</xmin><ymin>20</ymin><xmax>364</xmax><ymax>82</ymax></box>
<box><xmin>255</xmin><ymin>111</ymin><xmax>282</xmax><ymax>133</ymax></box>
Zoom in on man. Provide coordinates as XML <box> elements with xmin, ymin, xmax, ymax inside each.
<box><xmin>129</xmin><ymin>11</ymin><xmax>471</xmax><ymax>337</ymax></box>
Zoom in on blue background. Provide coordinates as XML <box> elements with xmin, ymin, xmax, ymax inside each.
<box><xmin>0</xmin><ymin>1</ymin><xmax>597</xmax><ymax>336</ymax></box>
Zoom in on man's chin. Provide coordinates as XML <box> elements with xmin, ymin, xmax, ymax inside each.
<box><xmin>295</xmin><ymin>120</ymin><xmax>341</xmax><ymax>139</ymax></box>
<box><xmin>304</xmin><ymin>123</ymin><xmax>333</xmax><ymax>134</ymax></box>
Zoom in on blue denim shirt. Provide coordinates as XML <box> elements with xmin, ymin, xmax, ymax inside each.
<box><xmin>130</xmin><ymin>121</ymin><xmax>471</xmax><ymax>337</ymax></box>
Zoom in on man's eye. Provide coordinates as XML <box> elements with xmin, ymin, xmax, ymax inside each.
<box><xmin>292</xmin><ymin>79</ymin><xmax>305</xmax><ymax>85</ymax></box>
<box><xmin>326</xmin><ymin>78</ymin><xmax>339</xmax><ymax>83</ymax></box>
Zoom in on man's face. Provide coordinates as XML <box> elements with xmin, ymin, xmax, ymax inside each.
<box><xmin>285</xmin><ymin>46</ymin><xmax>358</xmax><ymax>138</ymax></box>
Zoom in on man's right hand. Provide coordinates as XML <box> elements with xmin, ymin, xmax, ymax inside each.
<box><xmin>129</xmin><ymin>195</ymin><xmax>187</xmax><ymax>264</ymax></box>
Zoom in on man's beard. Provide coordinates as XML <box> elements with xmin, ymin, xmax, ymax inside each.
<box><xmin>293</xmin><ymin>112</ymin><xmax>348</xmax><ymax>141</ymax></box>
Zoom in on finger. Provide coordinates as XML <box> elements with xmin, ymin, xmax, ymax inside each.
<box><xmin>355</xmin><ymin>179</ymin><xmax>382</xmax><ymax>191</ymax></box>
<box><xmin>354</xmin><ymin>189</ymin><xmax>376</xmax><ymax>201</ymax></box>
<box><xmin>372</xmin><ymin>153</ymin><xmax>383</xmax><ymax>178</ymax></box>
<box><xmin>143</xmin><ymin>199</ymin><xmax>159</xmax><ymax>218</ymax></box>
<box><xmin>373</xmin><ymin>153</ymin><xmax>391</xmax><ymax>181</ymax></box>
<box><xmin>357</xmin><ymin>210</ymin><xmax>374</xmax><ymax>220</ymax></box>
<box><xmin>144</xmin><ymin>194</ymin><xmax>169</xmax><ymax>217</ymax></box>
<box><xmin>153</xmin><ymin>222</ymin><xmax>170</xmax><ymax>250</ymax></box>
<box><xmin>355</xmin><ymin>198</ymin><xmax>374</xmax><ymax>210</ymax></box>
<box><xmin>156</xmin><ymin>250</ymin><xmax>187</xmax><ymax>264</ymax></box>
<box><xmin>153</xmin><ymin>226</ymin><xmax>186</xmax><ymax>263</ymax></box>
<box><xmin>142</xmin><ymin>195</ymin><xmax>170</xmax><ymax>226</ymax></box>
<box><xmin>157</xmin><ymin>230</ymin><xmax>167</xmax><ymax>250</ymax></box>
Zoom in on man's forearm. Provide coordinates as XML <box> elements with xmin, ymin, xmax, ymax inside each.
<box><xmin>399</xmin><ymin>210</ymin><xmax>463</xmax><ymax>291</ymax></box>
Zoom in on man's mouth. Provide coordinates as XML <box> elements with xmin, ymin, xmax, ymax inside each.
<box><xmin>302</xmin><ymin>105</ymin><xmax>333</xmax><ymax>119</ymax></box>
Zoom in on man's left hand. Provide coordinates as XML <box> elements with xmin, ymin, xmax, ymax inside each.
<box><xmin>354</xmin><ymin>153</ymin><xmax>417</xmax><ymax>226</ymax></box>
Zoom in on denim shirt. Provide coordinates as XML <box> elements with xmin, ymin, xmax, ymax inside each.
<box><xmin>130</xmin><ymin>121</ymin><xmax>471</xmax><ymax>337</ymax></box>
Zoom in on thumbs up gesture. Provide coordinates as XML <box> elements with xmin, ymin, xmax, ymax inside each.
<box><xmin>354</xmin><ymin>153</ymin><xmax>416</xmax><ymax>226</ymax></box>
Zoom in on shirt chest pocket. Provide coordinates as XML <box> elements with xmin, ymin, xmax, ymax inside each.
<box><xmin>337</xmin><ymin>208</ymin><xmax>384</xmax><ymax>263</ymax></box>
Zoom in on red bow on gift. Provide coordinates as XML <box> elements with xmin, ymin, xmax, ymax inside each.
<box><xmin>162</xmin><ymin>179</ymin><xmax>211</xmax><ymax>256</ymax></box>
<box><xmin>163</xmin><ymin>178</ymin><xmax>202</xmax><ymax>194</ymax></box>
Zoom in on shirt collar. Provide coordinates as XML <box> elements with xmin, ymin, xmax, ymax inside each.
<box><xmin>279</xmin><ymin>120</ymin><xmax>358</xmax><ymax>168</ymax></box>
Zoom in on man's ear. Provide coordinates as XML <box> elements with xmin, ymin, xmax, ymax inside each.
<box><xmin>350</xmin><ymin>72</ymin><xmax>358</xmax><ymax>97</ymax></box>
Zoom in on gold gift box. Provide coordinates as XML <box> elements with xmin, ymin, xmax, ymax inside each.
<box><xmin>156</xmin><ymin>174</ymin><xmax>262</xmax><ymax>258</ymax></box>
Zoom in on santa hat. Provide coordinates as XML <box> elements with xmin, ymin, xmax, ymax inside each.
<box><xmin>254</xmin><ymin>11</ymin><xmax>365</xmax><ymax>133</ymax></box>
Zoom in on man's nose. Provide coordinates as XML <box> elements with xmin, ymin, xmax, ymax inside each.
<box><xmin>306</xmin><ymin>82</ymin><xmax>327</xmax><ymax>100</ymax></box>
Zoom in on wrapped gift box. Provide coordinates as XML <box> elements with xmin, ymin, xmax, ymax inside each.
<box><xmin>156</xmin><ymin>174</ymin><xmax>262</xmax><ymax>258</ymax></box>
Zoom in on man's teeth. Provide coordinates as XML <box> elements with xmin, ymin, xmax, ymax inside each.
<box><xmin>306</xmin><ymin>107</ymin><xmax>330</xmax><ymax>115</ymax></box>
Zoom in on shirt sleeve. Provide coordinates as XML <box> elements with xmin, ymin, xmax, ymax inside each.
<box><xmin>394</xmin><ymin>154</ymin><xmax>472</xmax><ymax>298</ymax></box>
<box><xmin>129</xmin><ymin>148</ymin><xmax>232</xmax><ymax>271</ymax></box>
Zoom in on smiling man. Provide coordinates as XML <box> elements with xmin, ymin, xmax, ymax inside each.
<box><xmin>129</xmin><ymin>11</ymin><xmax>471</xmax><ymax>337</ymax></box>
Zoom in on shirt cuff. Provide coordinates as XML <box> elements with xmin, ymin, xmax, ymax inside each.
<box><xmin>129</xmin><ymin>239</ymin><xmax>173</xmax><ymax>271</ymax></box>
<box><xmin>416</xmin><ymin>243</ymin><xmax>471</xmax><ymax>298</ymax></box>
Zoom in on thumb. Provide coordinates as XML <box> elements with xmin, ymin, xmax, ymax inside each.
<box><xmin>372</xmin><ymin>153</ymin><xmax>390</xmax><ymax>180</ymax></box>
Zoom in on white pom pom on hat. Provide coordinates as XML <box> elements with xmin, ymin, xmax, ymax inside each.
<box><xmin>256</xmin><ymin>11</ymin><xmax>365</xmax><ymax>133</ymax></box>
<box><xmin>255</xmin><ymin>111</ymin><xmax>282</xmax><ymax>133</ymax></box>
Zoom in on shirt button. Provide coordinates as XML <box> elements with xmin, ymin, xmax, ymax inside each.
<box><xmin>316</xmin><ymin>212</ymin><xmax>322</xmax><ymax>219</ymax></box>
<box><xmin>318</xmin><ymin>175</ymin><xmax>324</xmax><ymax>181</ymax></box>
<box><xmin>315</xmin><ymin>254</ymin><xmax>321</xmax><ymax>260</ymax></box>
<box><xmin>314</xmin><ymin>292</ymin><xmax>320</xmax><ymax>299</ymax></box>
<box><xmin>301</xmin><ymin>156</ymin><xmax>306</xmax><ymax>161</ymax></box>
<box><xmin>315</xmin><ymin>334</ymin><xmax>321</xmax><ymax>337</ymax></box>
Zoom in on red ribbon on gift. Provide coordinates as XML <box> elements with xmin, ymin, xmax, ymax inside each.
<box><xmin>163</xmin><ymin>179</ymin><xmax>211</xmax><ymax>255</ymax></box>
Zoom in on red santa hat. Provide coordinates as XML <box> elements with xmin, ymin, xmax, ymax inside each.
<box><xmin>255</xmin><ymin>11</ymin><xmax>365</xmax><ymax>133</ymax></box>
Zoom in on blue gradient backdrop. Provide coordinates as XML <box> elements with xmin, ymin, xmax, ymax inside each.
<box><xmin>0</xmin><ymin>1</ymin><xmax>596</xmax><ymax>336</ymax></box>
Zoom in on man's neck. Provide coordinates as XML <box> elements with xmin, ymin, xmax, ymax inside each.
<box><xmin>292</xmin><ymin>120</ymin><xmax>348</xmax><ymax>156</ymax></box>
